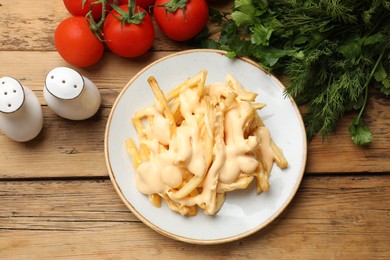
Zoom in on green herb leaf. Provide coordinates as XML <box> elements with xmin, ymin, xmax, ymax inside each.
<box><xmin>252</xmin><ymin>46</ymin><xmax>300</xmax><ymax>67</ymax></box>
<box><xmin>231</xmin><ymin>11</ymin><xmax>255</xmax><ymax>27</ymax></box>
<box><xmin>337</xmin><ymin>37</ymin><xmax>363</xmax><ymax>64</ymax></box>
<box><xmin>234</xmin><ymin>0</ymin><xmax>256</xmax><ymax>15</ymax></box>
<box><xmin>200</xmin><ymin>39</ymin><xmax>220</xmax><ymax>49</ymax></box>
<box><xmin>349</xmin><ymin>118</ymin><xmax>373</xmax><ymax>145</ymax></box>
<box><xmin>251</xmin><ymin>24</ymin><xmax>273</xmax><ymax>46</ymax></box>
<box><xmin>198</xmin><ymin>0</ymin><xmax>390</xmax><ymax>145</ymax></box>
<box><xmin>374</xmin><ymin>61</ymin><xmax>390</xmax><ymax>95</ymax></box>
<box><xmin>338</xmin><ymin>34</ymin><xmax>383</xmax><ymax>64</ymax></box>
<box><xmin>219</xmin><ymin>20</ymin><xmax>238</xmax><ymax>45</ymax></box>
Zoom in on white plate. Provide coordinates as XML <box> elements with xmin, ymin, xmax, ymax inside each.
<box><xmin>105</xmin><ymin>49</ymin><xmax>307</xmax><ymax>244</ymax></box>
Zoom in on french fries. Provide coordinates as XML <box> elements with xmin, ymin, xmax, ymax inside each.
<box><xmin>125</xmin><ymin>71</ymin><xmax>288</xmax><ymax>216</ymax></box>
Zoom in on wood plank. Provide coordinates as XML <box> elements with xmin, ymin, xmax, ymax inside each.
<box><xmin>1</xmin><ymin>51</ymin><xmax>390</xmax><ymax>178</ymax></box>
<box><xmin>0</xmin><ymin>51</ymin><xmax>174</xmax><ymax>98</ymax></box>
<box><xmin>305</xmin><ymin>88</ymin><xmax>390</xmax><ymax>173</ymax></box>
<box><xmin>2</xmin><ymin>1</ymin><xmax>388</xmax><ymax>260</ymax></box>
<box><xmin>0</xmin><ymin>0</ymin><xmax>232</xmax><ymax>52</ymax></box>
<box><xmin>0</xmin><ymin>107</ymin><xmax>107</xmax><ymax>178</ymax></box>
<box><xmin>0</xmin><ymin>0</ymin><xmax>64</xmax><ymax>51</ymax></box>
<box><xmin>0</xmin><ymin>0</ymin><xmax>183</xmax><ymax>51</ymax></box>
<box><xmin>0</xmin><ymin>175</ymin><xmax>389</xmax><ymax>258</ymax></box>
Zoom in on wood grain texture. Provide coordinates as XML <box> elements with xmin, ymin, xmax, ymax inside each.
<box><xmin>0</xmin><ymin>1</ymin><xmax>183</xmax><ymax>52</ymax></box>
<box><xmin>0</xmin><ymin>0</ymin><xmax>389</xmax><ymax>257</ymax></box>
<box><xmin>1</xmin><ymin>175</ymin><xmax>389</xmax><ymax>258</ymax></box>
<box><xmin>1</xmin><ymin>50</ymin><xmax>390</xmax><ymax>178</ymax></box>
<box><xmin>0</xmin><ymin>107</ymin><xmax>107</xmax><ymax>178</ymax></box>
<box><xmin>1</xmin><ymin>0</ymin><xmax>389</xmax><ymax>177</ymax></box>
<box><xmin>0</xmin><ymin>0</ymin><xmax>230</xmax><ymax>52</ymax></box>
<box><xmin>305</xmin><ymin>87</ymin><xmax>390</xmax><ymax>173</ymax></box>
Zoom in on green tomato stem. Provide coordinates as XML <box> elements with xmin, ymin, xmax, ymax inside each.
<box><xmin>109</xmin><ymin>0</ymin><xmax>146</xmax><ymax>25</ymax></box>
<box><xmin>163</xmin><ymin>0</ymin><xmax>189</xmax><ymax>13</ymax></box>
<box><xmin>86</xmin><ymin>0</ymin><xmax>108</xmax><ymax>40</ymax></box>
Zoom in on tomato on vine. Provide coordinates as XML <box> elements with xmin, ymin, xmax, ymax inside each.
<box><xmin>154</xmin><ymin>0</ymin><xmax>209</xmax><ymax>41</ymax></box>
<box><xmin>118</xmin><ymin>0</ymin><xmax>156</xmax><ymax>11</ymax></box>
<box><xmin>103</xmin><ymin>2</ymin><xmax>155</xmax><ymax>58</ymax></box>
<box><xmin>63</xmin><ymin>0</ymin><xmax>112</xmax><ymax>20</ymax></box>
<box><xmin>54</xmin><ymin>16</ymin><xmax>104</xmax><ymax>67</ymax></box>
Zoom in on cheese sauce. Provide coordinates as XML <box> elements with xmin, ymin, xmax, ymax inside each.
<box><xmin>133</xmin><ymin>79</ymin><xmax>283</xmax><ymax>215</ymax></box>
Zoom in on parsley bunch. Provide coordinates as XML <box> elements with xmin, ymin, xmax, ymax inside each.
<box><xmin>201</xmin><ymin>0</ymin><xmax>390</xmax><ymax>145</ymax></box>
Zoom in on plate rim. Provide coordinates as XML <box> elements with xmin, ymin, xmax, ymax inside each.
<box><xmin>104</xmin><ymin>49</ymin><xmax>307</xmax><ymax>244</ymax></box>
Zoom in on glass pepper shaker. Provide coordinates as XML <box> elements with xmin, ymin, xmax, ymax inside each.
<box><xmin>44</xmin><ymin>67</ymin><xmax>101</xmax><ymax>120</ymax></box>
<box><xmin>0</xmin><ymin>77</ymin><xmax>43</xmax><ymax>142</ymax></box>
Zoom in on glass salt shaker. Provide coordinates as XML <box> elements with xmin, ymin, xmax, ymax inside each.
<box><xmin>0</xmin><ymin>77</ymin><xmax>43</xmax><ymax>142</ymax></box>
<box><xmin>44</xmin><ymin>67</ymin><xmax>101</xmax><ymax>120</ymax></box>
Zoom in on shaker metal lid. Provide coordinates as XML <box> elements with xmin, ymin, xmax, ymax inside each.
<box><xmin>45</xmin><ymin>67</ymin><xmax>84</xmax><ymax>100</ymax></box>
<box><xmin>0</xmin><ymin>77</ymin><xmax>25</xmax><ymax>113</ymax></box>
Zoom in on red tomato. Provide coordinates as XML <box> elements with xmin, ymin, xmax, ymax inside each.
<box><xmin>54</xmin><ymin>16</ymin><xmax>104</xmax><ymax>67</ymax></box>
<box><xmin>63</xmin><ymin>0</ymin><xmax>112</xmax><ymax>20</ymax></box>
<box><xmin>118</xmin><ymin>0</ymin><xmax>156</xmax><ymax>10</ymax></box>
<box><xmin>153</xmin><ymin>0</ymin><xmax>209</xmax><ymax>41</ymax></box>
<box><xmin>103</xmin><ymin>5</ymin><xmax>155</xmax><ymax>58</ymax></box>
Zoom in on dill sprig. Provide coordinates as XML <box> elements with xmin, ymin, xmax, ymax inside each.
<box><xmin>199</xmin><ymin>0</ymin><xmax>390</xmax><ymax>145</ymax></box>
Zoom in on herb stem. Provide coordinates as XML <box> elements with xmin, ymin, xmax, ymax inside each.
<box><xmin>357</xmin><ymin>49</ymin><xmax>385</xmax><ymax>119</ymax></box>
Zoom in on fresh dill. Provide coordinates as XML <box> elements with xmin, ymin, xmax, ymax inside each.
<box><xmin>199</xmin><ymin>0</ymin><xmax>390</xmax><ymax>145</ymax></box>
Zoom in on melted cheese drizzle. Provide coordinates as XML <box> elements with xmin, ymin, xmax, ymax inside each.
<box><xmin>135</xmin><ymin>81</ymin><xmax>280</xmax><ymax>214</ymax></box>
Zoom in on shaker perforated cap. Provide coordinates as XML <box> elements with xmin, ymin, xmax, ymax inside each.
<box><xmin>0</xmin><ymin>77</ymin><xmax>25</xmax><ymax>113</ymax></box>
<box><xmin>45</xmin><ymin>67</ymin><xmax>84</xmax><ymax>100</ymax></box>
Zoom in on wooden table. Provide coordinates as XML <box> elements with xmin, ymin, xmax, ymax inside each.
<box><xmin>1</xmin><ymin>0</ymin><xmax>389</xmax><ymax>258</ymax></box>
